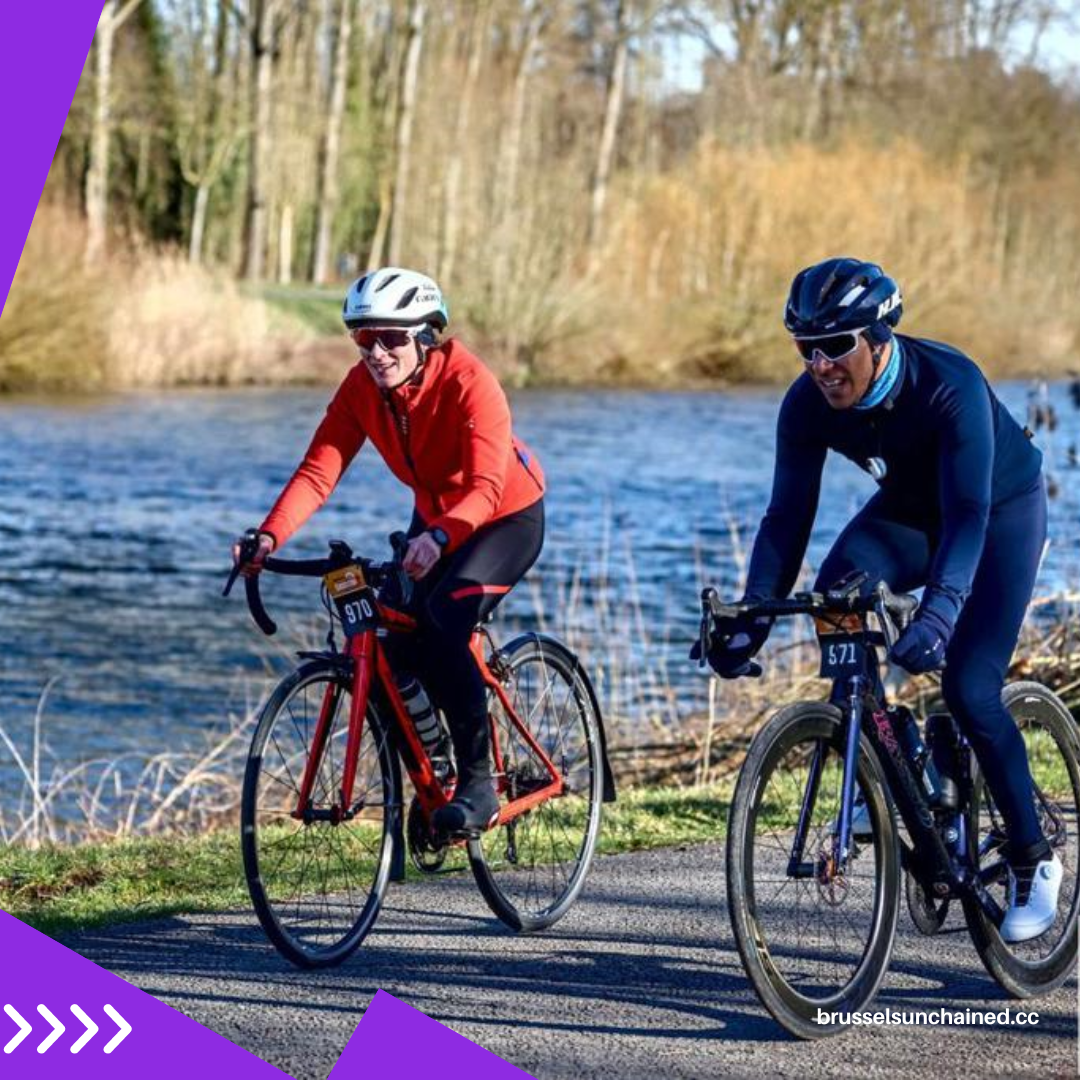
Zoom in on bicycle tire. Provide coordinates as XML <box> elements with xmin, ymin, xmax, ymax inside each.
<box><xmin>727</xmin><ymin>701</ymin><xmax>901</xmax><ymax>1039</ymax></box>
<box><xmin>963</xmin><ymin>680</ymin><xmax>1080</xmax><ymax>996</ymax></box>
<box><xmin>241</xmin><ymin>659</ymin><xmax>400</xmax><ymax>968</ymax></box>
<box><xmin>468</xmin><ymin>634</ymin><xmax>604</xmax><ymax>932</ymax></box>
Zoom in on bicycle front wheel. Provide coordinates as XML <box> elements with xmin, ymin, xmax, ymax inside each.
<box><xmin>727</xmin><ymin>701</ymin><xmax>901</xmax><ymax>1039</ymax></box>
<box><xmin>469</xmin><ymin>635</ymin><xmax>604</xmax><ymax>932</ymax></box>
<box><xmin>241</xmin><ymin>660</ymin><xmax>399</xmax><ymax>968</ymax></box>
<box><xmin>963</xmin><ymin>681</ymin><xmax>1080</xmax><ymax>996</ymax></box>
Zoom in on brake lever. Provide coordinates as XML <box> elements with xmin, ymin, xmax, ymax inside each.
<box><xmin>223</xmin><ymin>529</ymin><xmax>261</xmax><ymax>598</ymax></box>
<box><xmin>698</xmin><ymin>588</ymin><xmax>717</xmax><ymax>668</ymax></box>
<box><xmin>389</xmin><ymin>530</ymin><xmax>414</xmax><ymax>608</ymax></box>
<box><xmin>873</xmin><ymin>584</ymin><xmax>899</xmax><ymax>652</ymax></box>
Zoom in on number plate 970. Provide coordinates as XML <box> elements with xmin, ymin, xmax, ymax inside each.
<box><xmin>819</xmin><ymin>634</ymin><xmax>867</xmax><ymax>678</ymax></box>
<box><xmin>335</xmin><ymin>591</ymin><xmax>377</xmax><ymax>636</ymax></box>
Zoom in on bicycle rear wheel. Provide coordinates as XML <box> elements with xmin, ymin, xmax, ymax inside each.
<box><xmin>963</xmin><ymin>681</ymin><xmax>1080</xmax><ymax>995</ymax></box>
<box><xmin>241</xmin><ymin>660</ymin><xmax>399</xmax><ymax>968</ymax></box>
<box><xmin>727</xmin><ymin>702</ymin><xmax>900</xmax><ymax>1039</ymax></box>
<box><xmin>468</xmin><ymin>635</ymin><xmax>604</xmax><ymax>931</ymax></box>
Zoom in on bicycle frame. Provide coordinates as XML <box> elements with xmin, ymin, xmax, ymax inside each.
<box><xmin>290</xmin><ymin>601</ymin><xmax>565</xmax><ymax>829</ymax></box>
<box><xmin>790</xmin><ymin>665</ymin><xmax>1004</xmax><ymax>924</ymax></box>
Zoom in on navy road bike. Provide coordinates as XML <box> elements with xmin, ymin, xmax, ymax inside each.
<box><xmin>705</xmin><ymin>573</ymin><xmax>1079</xmax><ymax>1038</ymax></box>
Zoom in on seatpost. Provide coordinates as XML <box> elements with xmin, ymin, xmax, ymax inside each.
<box><xmin>835</xmin><ymin>672</ymin><xmax>867</xmax><ymax>864</ymax></box>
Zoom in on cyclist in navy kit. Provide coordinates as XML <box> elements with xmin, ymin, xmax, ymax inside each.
<box><xmin>699</xmin><ymin>257</ymin><xmax>1062</xmax><ymax>943</ymax></box>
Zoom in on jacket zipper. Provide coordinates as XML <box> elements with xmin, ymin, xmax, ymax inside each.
<box><xmin>386</xmin><ymin>392</ymin><xmax>437</xmax><ymax>509</ymax></box>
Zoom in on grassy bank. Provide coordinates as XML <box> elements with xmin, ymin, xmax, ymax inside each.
<box><xmin>0</xmin><ymin>783</ymin><xmax>730</xmax><ymax>939</ymax></box>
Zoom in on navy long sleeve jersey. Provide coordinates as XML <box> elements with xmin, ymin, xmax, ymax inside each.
<box><xmin>744</xmin><ymin>334</ymin><xmax>1043</xmax><ymax>621</ymax></box>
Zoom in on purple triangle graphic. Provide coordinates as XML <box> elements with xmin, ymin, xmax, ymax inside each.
<box><xmin>0</xmin><ymin>910</ymin><xmax>291</xmax><ymax>1080</ymax></box>
<box><xmin>0</xmin><ymin>3</ymin><xmax>102</xmax><ymax>315</ymax></box>
<box><xmin>329</xmin><ymin>990</ymin><xmax>535</xmax><ymax>1079</ymax></box>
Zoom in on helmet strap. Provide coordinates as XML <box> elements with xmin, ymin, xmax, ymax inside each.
<box><xmin>404</xmin><ymin>326</ymin><xmax>438</xmax><ymax>387</ymax></box>
<box><xmin>853</xmin><ymin>337</ymin><xmax>888</xmax><ymax>408</ymax></box>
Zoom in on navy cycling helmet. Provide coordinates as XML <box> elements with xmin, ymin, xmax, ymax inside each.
<box><xmin>784</xmin><ymin>257</ymin><xmax>902</xmax><ymax>341</ymax></box>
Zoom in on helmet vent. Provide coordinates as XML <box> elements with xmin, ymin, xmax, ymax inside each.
<box><xmin>374</xmin><ymin>273</ymin><xmax>400</xmax><ymax>293</ymax></box>
<box><xmin>396</xmin><ymin>286</ymin><xmax>419</xmax><ymax>310</ymax></box>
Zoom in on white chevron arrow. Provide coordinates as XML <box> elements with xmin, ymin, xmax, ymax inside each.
<box><xmin>36</xmin><ymin>1005</ymin><xmax>64</xmax><ymax>1053</ymax></box>
<box><xmin>102</xmin><ymin>1005</ymin><xmax>131</xmax><ymax>1053</ymax></box>
<box><xmin>3</xmin><ymin>1004</ymin><xmax>32</xmax><ymax>1054</ymax></box>
<box><xmin>69</xmin><ymin>1005</ymin><xmax>98</xmax><ymax>1054</ymax></box>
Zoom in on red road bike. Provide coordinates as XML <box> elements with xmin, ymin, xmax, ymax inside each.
<box><xmin>225</xmin><ymin>532</ymin><xmax>614</xmax><ymax>968</ymax></box>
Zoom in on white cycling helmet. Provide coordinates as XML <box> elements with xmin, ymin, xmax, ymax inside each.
<box><xmin>342</xmin><ymin>267</ymin><xmax>449</xmax><ymax>330</ymax></box>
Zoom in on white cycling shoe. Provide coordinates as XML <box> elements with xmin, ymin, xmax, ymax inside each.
<box><xmin>999</xmin><ymin>854</ymin><xmax>1063</xmax><ymax>944</ymax></box>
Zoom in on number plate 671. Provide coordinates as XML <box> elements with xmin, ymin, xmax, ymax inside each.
<box><xmin>819</xmin><ymin>635</ymin><xmax>866</xmax><ymax>678</ymax></box>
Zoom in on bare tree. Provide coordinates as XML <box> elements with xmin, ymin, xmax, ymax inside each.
<box><xmin>170</xmin><ymin>0</ymin><xmax>242</xmax><ymax>265</ymax></box>
<box><xmin>85</xmin><ymin>0</ymin><xmax>147</xmax><ymax>265</ymax></box>
<box><xmin>438</xmin><ymin>0</ymin><xmax>492</xmax><ymax>284</ymax></box>
<box><xmin>311</xmin><ymin>0</ymin><xmax>356</xmax><ymax>283</ymax></box>
<box><xmin>387</xmin><ymin>0</ymin><xmax>428</xmax><ymax>267</ymax></box>
<box><xmin>587</xmin><ymin>0</ymin><xmax>635</xmax><ymax>256</ymax></box>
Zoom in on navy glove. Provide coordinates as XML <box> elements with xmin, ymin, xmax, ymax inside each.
<box><xmin>690</xmin><ymin>612</ymin><xmax>772</xmax><ymax>679</ymax></box>
<box><xmin>889</xmin><ymin>606</ymin><xmax>953</xmax><ymax>675</ymax></box>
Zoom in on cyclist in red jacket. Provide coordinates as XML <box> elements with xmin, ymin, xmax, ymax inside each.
<box><xmin>233</xmin><ymin>268</ymin><xmax>545</xmax><ymax>836</ymax></box>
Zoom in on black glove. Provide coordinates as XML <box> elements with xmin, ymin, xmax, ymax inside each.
<box><xmin>889</xmin><ymin>607</ymin><xmax>952</xmax><ymax>674</ymax></box>
<box><xmin>690</xmin><ymin>611</ymin><xmax>772</xmax><ymax>679</ymax></box>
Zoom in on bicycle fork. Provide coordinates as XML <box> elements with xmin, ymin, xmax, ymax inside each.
<box><xmin>291</xmin><ymin>631</ymin><xmax>375</xmax><ymax>823</ymax></box>
<box><xmin>786</xmin><ymin>675</ymin><xmax>866</xmax><ymax>879</ymax></box>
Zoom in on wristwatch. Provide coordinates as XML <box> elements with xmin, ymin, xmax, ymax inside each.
<box><xmin>430</xmin><ymin>527</ymin><xmax>449</xmax><ymax>549</ymax></box>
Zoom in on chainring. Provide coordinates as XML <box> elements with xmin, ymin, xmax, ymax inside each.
<box><xmin>905</xmin><ymin>869</ymin><xmax>950</xmax><ymax>935</ymax></box>
<box><xmin>407</xmin><ymin>795</ymin><xmax>448</xmax><ymax>873</ymax></box>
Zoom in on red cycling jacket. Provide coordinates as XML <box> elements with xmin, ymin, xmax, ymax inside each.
<box><xmin>259</xmin><ymin>339</ymin><xmax>545</xmax><ymax>553</ymax></box>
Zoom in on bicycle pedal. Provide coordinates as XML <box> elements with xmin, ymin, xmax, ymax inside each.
<box><xmin>436</xmin><ymin>811</ymin><xmax>500</xmax><ymax>843</ymax></box>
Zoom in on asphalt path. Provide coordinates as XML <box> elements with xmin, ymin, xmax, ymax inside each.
<box><xmin>64</xmin><ymin>844</ymin><xmax>1078</xmax><ymax>1080</ymax></box>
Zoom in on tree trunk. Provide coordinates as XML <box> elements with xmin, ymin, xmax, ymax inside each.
<box><xmin>244</xmin><ymin>0</ymin><xmax>279</xmax><ymax>282</ymax></box>
<box><xmin>85</xmin><ymin>6</ymin><xmax>116</xmax><ymax>266</ymax></box>
<box><xmin>587</xmin><ymin>0</ymin><xmax>632</xmax><ymax>257</ymax></box>
<box><xmin>490</xmin><ymin>4</ymin><xmax>543</xmax><ymax>307</ymax></box>
<box><xmin>367</xmin><ymin>172</ymin><xmax>393</xmax><ymax>269</ymax></box>
<box><xmin>439</xmin><ymin>0</ymin><xmax>490</xmax><ymax>284</ymax></box>
<box><xmin>387</xmin><ymin>0</ymin><xmax>427</xmax><ymax>267</ymax></box>
<box><xmin>498</xmin><ymin>8</ymin><xmax>542</xmax><ymax>228</ymax></box>
<box><xmin>189</xmin><ymin>181</ymin><xmax>211</xmax><ymax>264</ymax></box>
<box><xmin>312</xmin><ymin>0</ymin><xmax>355</xmax><ymax>284</ymax></box>
<box><xmin>279</xmin><ymin>201</ymin><xmax>294</xmax><ymax>284</ymax></box>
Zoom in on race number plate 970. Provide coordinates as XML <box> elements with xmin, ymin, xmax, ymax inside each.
<box><xmin>819</xmin><ymin>634</ymin><xmax>867</xmax><ymax>679</ymax></box>
<box><xmin>323</xmin><ymin>565</ymin><xmax>376</xmax><ymax>637</ymax></box>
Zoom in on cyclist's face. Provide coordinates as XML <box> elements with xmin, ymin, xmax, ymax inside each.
<box><xmin>799</xmin><ymin>334</ymin><xmax>876</xmax><ymax>410</ymax></box>
<box><xmin>356</xmin><ymin>330</ymin><xmax>422</xmax><ymax>389</ymax></box>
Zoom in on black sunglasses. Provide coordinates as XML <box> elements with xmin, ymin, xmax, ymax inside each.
<box><xmin>349</xmin><ymin>327</ymin><xmax>420</xmax><ymax>351</ymax></box>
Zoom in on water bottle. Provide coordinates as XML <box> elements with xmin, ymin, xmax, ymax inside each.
<box><xmin>926</xmin><ymin>713</ymin><xmax>962</xmax><ymax>811</ymax></box>
<box><xmin>398</xmin><ymin>676</ymin><xmax>454</xmax><ymax>782</ymax></box>
<box><xmin>888</xmin><ymin>705</ymin><xmax>943</xmax><ymax>805</ymax></box>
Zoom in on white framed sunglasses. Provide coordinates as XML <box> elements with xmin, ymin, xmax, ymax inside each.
<box><xmin>793</xmin><ymin>328</ymin><xmax>869</xmax><ymax>365</ymax></box>
<box><xmin>348</xmin><ymin>325</ymin><xmax>424</xmax><ymax>353</ymax></box>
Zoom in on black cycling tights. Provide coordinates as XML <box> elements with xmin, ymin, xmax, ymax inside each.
<box><xmin>816</xmin><ymin>478</ymin><xmax>1049</xmax><ymax>863</ymax></box>
<box><xmin>399</xmin><ymin>499</ymin><xmax>544</xmax><ymax>782</ymax></box>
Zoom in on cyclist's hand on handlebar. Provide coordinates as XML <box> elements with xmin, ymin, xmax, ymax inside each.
<box><xmin>232</xmin><ymin>530</ymin><xmax>276</xmax><ymax>578</ymax></box>
<box><xmin>402</xmin><ymin>532</ymin><xmax>441</xmax><ymax>580</ymax></box>
<box><xmin>690</xmin><ymin>610</ymin><xmax>771</xmax><ymax>678</ymax></box>
<box><xmin>889</xmin><ymin>608</ymin><xmax>951</xmax><ymax>674</ymax></box>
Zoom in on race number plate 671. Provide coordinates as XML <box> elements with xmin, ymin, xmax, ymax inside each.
<box><xmin>819</xmin><ymin>634</ymin><xmax>867</xmax><ymax>679</ymax></box>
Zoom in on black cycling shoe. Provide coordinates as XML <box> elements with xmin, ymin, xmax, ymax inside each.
<box><xmin>431</xmin><ymin>776</ymin><xmax>500</xmax><ymax>838</ymax></box>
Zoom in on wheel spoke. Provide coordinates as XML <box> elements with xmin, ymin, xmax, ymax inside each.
<box><xmin>471</xmin><ymin>647</ymin><xmax>601</xmax><ymax>928</ymax></box>
<box><xmin>244</xmin><ymin>670</ymin><xmax>393</xmax><ymax>967</ymax></box>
